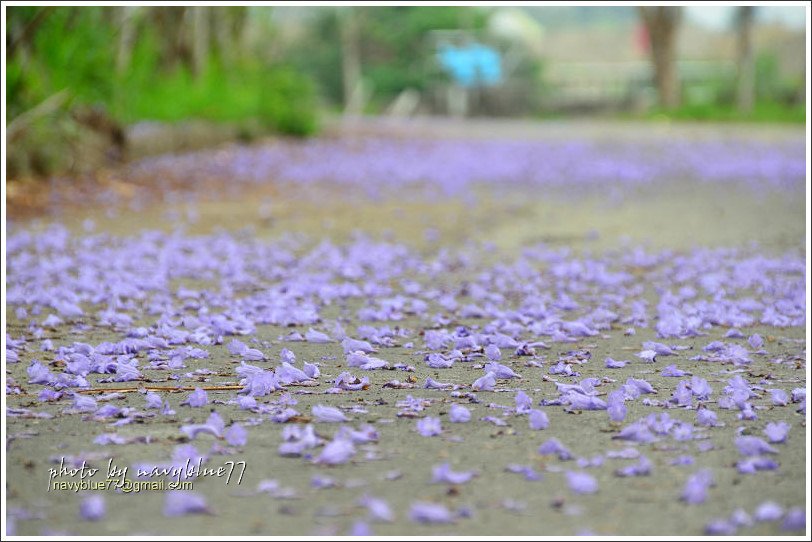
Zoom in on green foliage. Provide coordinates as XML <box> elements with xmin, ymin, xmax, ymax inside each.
<box><xmin>754</xmin><ymin>52</ymin><xmax>804</xmax><ymax>106</ymax></box>
<box><xmin>7</xmin><ymin>7</ymin><xmax>117</xmax><ymax>117</ymax></box>
<box><xmin>286</xmin><ymin>7</ymin><xmax>487</xmax><ymax>109</ymax></box>
<box><xmin>112</xmin><ymin>58</ymin><xmax>316</xmax><ymax>135</ymax></box>
<box><xmin>652</xmin><ymin>52</ymin><xmax>805</xmax><ymax>124</ymax></box>
<box><xmin>647</xmin><ymin>101</ymin><xmax>805</xmax><ymax>124</ymax></box>
<box><xmin>281</xmin><ymin>13</ymin><xmax>344</xmax><ymax>109</ymax></box>
<box><xmin>257</xmin><ymin>67</ymin><xmax>317</xmax><ymax>136</ymax></box>
<box><xmin>7</xmin><ymin>6</ymin><xmax>317</xmax><ymax>136</ymax></box>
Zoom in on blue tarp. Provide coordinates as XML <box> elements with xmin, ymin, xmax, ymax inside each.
<box><xmin>437</xmin><ymin>43</ymin><xmax>502</xmax><ymax>87</ymax></box>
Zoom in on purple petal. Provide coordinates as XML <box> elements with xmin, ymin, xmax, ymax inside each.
<box><xmin>163</xmin><ymin>491</ymin><xmax>210</xmax><ymax>517</ymax></box>
<box><xmin>316</xmin><ymin>437</ymin><xmax>356</xmax><ymax>465</ymax></box>
<box><xmin>735</xmin><ymin>436</ymin><xmax>778</xmax><ymax>456</ymax></box>
<box><xmin>681</xmin><ymin>469</ymin><xmax>714</xmax><ymax>504</ymax></box>
<box><xmin>615</xmin><ymin>456</ymin><xmax>652</xmax><ymax>478</ymax></box>
<box><xmin>605</xmin><ymin>357</ymin><xmax>627</xmax><ymax>369</ymax></box>
<box><xmin>73</xmin><ymin>394</ymin><xmax>98</xmax><ymax>412</ymax></box>
<box><xmin>205</xmin><ymin>411</ymin><xmax>225</xmax><ymax>434</ymax></box>
<box><xmin>409</xmin><ymin>502</ymin><xmax>454</xmax><ymax>524</ymax></box>
<box><xmin>528</xmin><ymin>409</ymin><xmax>549</xmax><ymax>430</ymax></box>
<box><xmin>303</xmin><ymin>362</ymin><xmax>320</xmax><ymax>378</ymax></box>
<box><xmin>237</xmin><ymin>396</ymin><xmax>258</xmax><ymax>410</ymax></box>
<box><xmin>182</xmin><ymin>388</ymin><xmax>208</xmax><ymax>408</ymax></box>
<box><xmin>661</xmin><ymin>364</ymin><xmax>687</xmax><ymax>377</ymax></box>
<box><xmin>279</xmin><ymin>348</ymin><xmax>296</xmax><ymax>363</ymax></box>
<box><xmin>334</xmin><ymin>371</ymin><xmax>370</xmax><ymax>391</ymax></box>
<box><xmin>763</xmin><ymin>421</ymin><xmax>791</xmax><ymax>443</ymax></box>
<box><xmin>471</xmin><ymin>371</ymin><xmax>497</xmax><ymax>391</ymax></box>
<box><xmin>607</xmin><ymin>398</ymin><xmax>627</xmax><ymax>423</ymax></box>
<box><xmin>626</xmin><ymin>377</ymin><xmax>656</xmax><ymax>394</ymax></box>
<box><xmin>225</xmin><ymin>424</ymin><xmax>248</xmax><ymax>446</ymax></box>
<box><xmin>614</xmin><ymin>422</ymin><xmax>657</xmax><ymax>443</ymax></box>
<box><xmin>38</xmin><ymin>389</ymin><xmax>63</xmax><ymax>402</ymax></box>
<box><xmin>736</xmin><ymin>456</ymin><xmax>779</xmax><ymax>474</ymax></box>
<box><xmin>514</xmin><ymin>390</ymin><xmax>532</xmax><ymax>413</ymax></box>
<box><xmin>606</xmin><ymin>448</ymin><xmax>640</xmax><ymax>459</ymax></box>
<box><xmin>449</xmin><ymin>403</ymin><xmax>471</xmax><ymax>423</ymax></box>
<box><xmin>180</xmin><ymin>424</ymin><xmax>221</xmax><ymax>440</ymax></box>
<box><xmin>670</xmin><ymin>455</ymin><xmax>695</xmax><ymax>466</ymax></box>
<box><xmin>431</xmin><ymin>463</ymin><xmax>477</xmax><ymax>484</ymax></box>
<box><xmin>704</xmin><ymin>519</ymin><xmax>737</xmax><ymax>535</ymax></box>
<box><xmin>310</xmin><ymin>474</ymin><xmax>337</xmax><ymax>489</ymax></box>
<box><xmin>79</xmin><ymin>495</ymin><xmax>106</xmax><ymax>521</ymax></box>
<box><xmin>754</xmin><ymin>501</ymin><xmax>784</xmax><ymax>522</ymax></box>
<box><xmin>144</xmin><ymin>391</ymin><xmax>163</xmax><ymax>409</ymax></box>
<box><xmin>483</xmin><ymin>362</ymin><xmax>521</xmax><ymax>379</ymax></box>
<box><xmin>768</xmin><ymin>389</ymin><xmax>789</xmax><ymax>406</ymax></box>
<box><xmin>538</xmin><ymin>438</ymin><xmax>573</xmax><ymax>460</ymax></box>
<box><xmin>416</xmin><ymin>416</ymin><xmax>442</xmax><ymax>437</ymax></box>
<box><xmin>505</xmin><ymin>463</ymin><xmax>542</xmax><ymax>481</ymax></box>
<box><xmin>276</xmin><ymin>362</ymin><xmax>312</xmax><ymax>383</ymax></box>
<box><xmin>348</xmin><ymin>521</ymin><xmax>373</xmax><ymax>536</ymax></box>
<box><xmin>358</xmin><ymin>494</ymin><xmax>394</xmax><ymax>522</ymax></box>
<box><xmin>637</xmin><ymin>350</ymin><xmax>657</xmax><ymax>363</ymax></box>
<box><xmin>696</xmin><ymin>408</ymin><xmax>719</xmax><ymax>427</ymax></box>
<box><xmin>312</xmin><ymin>404</ymin><xmax>350</xmax><ymax>423</ymax></box>
<box><xmin>425</xmin><ymin>353</ymin><xmax>455</xmax><ymax>369</ymax></box>
<box><xmin>424</xmin><ymin>377</ymin><xmax>453</xmax><ymax>390</ymax></box>
<box><xmin>342</xmin><ymin>337</ymin><xmax>375</xmax><ymax>354</ymax></box>
<box><xmin>305</xmin><ymin>328</ymin><xmax>332</xmax><ymax>343</ymax></box>
<box><xmin>566</xmin><ymin>471</ymin><xmax>598</xmax><ymax>494</ymax></box>
<box><xmin>781</xmin><ymin>507</ymin><xmax>805</xmax><ymax>531</ymax></box>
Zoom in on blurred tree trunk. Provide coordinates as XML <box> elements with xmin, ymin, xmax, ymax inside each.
<box><xmin>192</xmin><ymin>6</ymin><xmax>210</xmax><ymax>77</ymax></box>
<box><xmin>213</xmin><ymin>7</ymin><xmax>247</xmax><ymax>65</ymax></box>
<box><xmin>638</xmin><ymin>7</ymin><xmax>682</xmax><ymax>110</ymax></box>
<box><xmin>235</xmin><ymin>7</ymin><xmax>251</xmax><ymax>61</ymax></box>
<box><xmin>214</xmin><ymin>8</ymin><xmax>233</xmax><ymax>66</ymax></box>
<box><xmin>150</xmin><ymin>7</ymin><xmax>190</xmax><ymax>70</ymax></box>
<box><xmin>735</xmin><ymin>6</ymin><xmax>755</xmax><ymax>114</ymax></box>
<box><xmin>116</xmin><ymin>6</ymin><xmax>140</xmax><ymax>74</ymax></box>
<box><xmin>339</xmin><ymin>7</ymin><xmax>362</xmax><ymax>114</ymax></box>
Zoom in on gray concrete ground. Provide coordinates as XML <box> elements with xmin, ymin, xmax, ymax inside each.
<box><xmin>4</xmin><ymin>119</ymin><xmax>807</xmax><ymax>536</ymax></box>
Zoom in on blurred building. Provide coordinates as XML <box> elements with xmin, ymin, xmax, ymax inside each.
<box><xmin>520</xmin><ymin>6</ymin><xmax>806</xmax><ymax>113</ymax></box>
<box><xmin>271</xmin><ymin>6</ymin><xmax>805</xmax><ymax>117</ymax></box>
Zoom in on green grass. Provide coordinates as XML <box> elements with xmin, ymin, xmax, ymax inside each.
<box><xmin>112</xmin><ymin>63</ymin><xmax>317</xmax><ymax>136</ymax></box>
<box><xmin>645</xmin><ymin>101</ymin><xmax>806</xmax><ymax>124</ymax></box>
<box><xmin>7</xmin><ymin>7</ymin><xmax>317</xmax><ymax>137</ymax></box>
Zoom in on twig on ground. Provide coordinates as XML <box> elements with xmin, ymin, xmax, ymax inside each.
<box><xmin>75</xmin><ymin>384</ymin><xmax>244</xmax><ymax>394</ymax></box>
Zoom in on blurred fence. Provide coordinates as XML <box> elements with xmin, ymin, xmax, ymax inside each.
<box><xmin>542</xmin><ymin>59</ymin><xmax>736</xmax><ymax>113</ymax></box>
<box><xmin>386</xmin><ymin>26</ymin><xmax>745</xmax><ymax>118</ymax></box>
